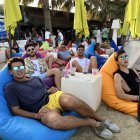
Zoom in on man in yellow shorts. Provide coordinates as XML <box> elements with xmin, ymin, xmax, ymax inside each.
<box><xmin>5</xmin><ymin>57</ymin><xmax>120</xmax><ymax>140</ymax></box>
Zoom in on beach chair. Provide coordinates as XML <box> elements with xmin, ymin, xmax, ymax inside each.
<box><xmin>100</xmin><ymin>53</ymin><xmax>137</xmax><ymax>116</ymax></box>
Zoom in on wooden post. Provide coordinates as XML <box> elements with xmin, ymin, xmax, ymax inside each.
<box><xmin>8</xmin><ymin>27</ymin><xmax>12</xmax><ymax>58</ymax></box>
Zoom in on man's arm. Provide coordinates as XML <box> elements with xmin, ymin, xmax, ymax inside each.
<box><xmin>11</xmin><ymin>106</ymin><xmax>42</xmax><ymax>120</ymax></box>
<box><xmin>48</xmin><ymin>86</ymin><xmax>58</xmax><ymax>94</ymax></box>
<box><xmin>114</xmin><ymin>73</ymin><xmax>138</xmax><ymax>101</ymax></box>
<box><xmin>70</xmin><ymin>49</ymin><xmax>75</xmax><ymax>56</ymax></box>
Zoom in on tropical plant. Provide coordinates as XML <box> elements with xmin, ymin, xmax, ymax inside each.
<box><xmin>20</xmin><ymin>0</ymin><xmax>61</xmax><ymax>32</ymax></box>
<box><xmin>20</xmin><ymin>0</ymin><xmax>128</xmax><ymax>31</ymax></box>
<box><xmin>60</xmin><ymin>0</ymin><xmax>128</xmax><ymax>24</ymax></box>
<box><xmin>94</xmin><ymin>0</ymin><xmax>128</xmax><ymax>23</ymax></box>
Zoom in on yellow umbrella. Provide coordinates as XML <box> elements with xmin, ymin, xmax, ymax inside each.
<box><xmin>122</xmin><ymin>0</ymin><xmax>140</xmax><ymax>38</ymax></box>
<box><xmin>74</xmin><ymin>0</ymin><xmax>89</xmax><ymax>38</ymax></box>
<box><xmin>4</xmin><ymin>0</ymin><xmax>22</xmax><ymax>35</ymax></box>
<box><xmin>117</xmin><ymin>19</ymin><xmax>122</xmax><ymax>37</ymax></box>
<box><xmin>122</xmin><ymin>5</ymin><xmax>130</xmax><ymax>35</ymax></box>
<box><xmin>134</xmin><ymin>0</ymin><xmax>140</xmax><ymax>37</ymax></box>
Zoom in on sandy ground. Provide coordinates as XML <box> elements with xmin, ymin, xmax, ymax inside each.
<box><xmin>70</xmin><ymin>103</ymin><xmax>140</xmax><ymax>140</ymax></box>
<box><xmin>0</xmin><ymin>63</ymin><xmax>139</xmax><ymax>140</ymax></box>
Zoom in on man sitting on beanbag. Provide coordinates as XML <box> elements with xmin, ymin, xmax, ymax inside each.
<box><xmin>114</xmin><ymin>49</ymin><xmax>140</xmax><ymax>101</ymax></box>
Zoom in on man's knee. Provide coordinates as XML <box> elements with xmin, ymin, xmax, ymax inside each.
<box><xmin>41</xmin><ymin>112</ymin><xmax>62</xmax><ymax>129</ymax></box>
<box><xmin>90</xmin><ymin>56</ymin><xmax>96</xmax><ymax>61</ymax></box>
<box><xmin>49</xmin><ymin>54</ymin><xmax>54</xmax><ymax>59</ymax></box>
<box><xmin>51</xmin><ymin>68</ymin><xmax>60</xmax><ymax>74</ymax></box>
<box><xmin>72</xmin><ymin>60</ymin><xmax>78</xmax><ymax>67</ymax></box>
<box><xmin>60</xmin><ymin>93</ymin><xmax>73</xmax><ymax>103</ymax></box>
<box><xmin>60</xmin><ymin>93</ymin><xmax>81</xmax><ymax>107</ymax></box>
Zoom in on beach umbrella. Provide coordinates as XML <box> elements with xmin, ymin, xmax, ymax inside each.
<box><xmin>74</xmin><ymin>0</ymin><xmax>89</xmax><ymax>38</ymax></box>
<box><xmin>122</xmin><ymin>0</ymin><xmax>140</xmax><ymax>38</ymax></box>
<box><xmin>122</xmin><ymin>5</ymin><xmax>129</xmax><ymax>36</ymax></box>
<box><xmin>4</xmin><ymin>0</ymin><xmax>22</xmax><ymax>57</ymax></box>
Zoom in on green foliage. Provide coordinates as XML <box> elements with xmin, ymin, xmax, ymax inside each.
<box><xmin>20</xmin><ymin>0</ymin><xmax>128</xmax><ymax>23</ymax></box>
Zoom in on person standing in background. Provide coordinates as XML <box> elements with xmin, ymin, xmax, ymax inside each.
<box><xmin>31</xmin><ymin>28</ymin><xmax>38</xmax><ymax>42</ymax></box>
<box><xmin>25</xmin><ymin>28</ymin><xmax>32</xmax><ymax>41</ymax></box>
<box><xmin>45</xmin><ymin>29</ymin><xmax>53</xmax><ymax>46</ymax></box>
<box><xmin>57</xmin><ymin>29</ymin><xmax>64</xmax><ymax>47</ymax></box>
<box><xmin>102</xmin><ymin>25</ymin><xmax>109</xmax><ymax>42</ymax></box>
<box><xmin>96</xmin><ymin>29</ymin><xmax>102</xmax><ymax>44</ymax></box>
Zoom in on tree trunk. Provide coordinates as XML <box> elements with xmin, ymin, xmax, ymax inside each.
<box><xmin>43</xmin><ymin>0</ymin><xmax>52</xmax><ymax>33</ymax></box>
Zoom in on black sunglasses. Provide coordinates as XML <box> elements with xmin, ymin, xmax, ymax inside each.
<box><xmin>27</xmin><ymin>48</ymin><xmax>35</xmax><ymax>52</ymax></box>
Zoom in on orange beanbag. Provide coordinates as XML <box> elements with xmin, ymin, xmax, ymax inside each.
<box><xmin>100</xmin><ymin>52</ymin><xmax>137</xmax><ymax>116</ymax></box>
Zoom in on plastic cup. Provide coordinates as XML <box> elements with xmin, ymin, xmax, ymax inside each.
<box><xmin>82</xmin><ymin>66</ymin><xmax>88</xmax><ymax>74</ymax></box>
<box><xmin>63</xmin><ymin>69</ymin><xmax>69</xmax><ymax>78</ymax></box>
<box><xmin>92</xmin><ymin>68</ymin><xmax>99</xmax><ymax>75</ymax></box>
<box><xmin>70</xmin><ymin>67</ymin><xmax>76</xmax><ymax>76</ymax></box>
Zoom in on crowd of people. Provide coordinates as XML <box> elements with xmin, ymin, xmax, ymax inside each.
<box><xmin>2</xmin><ymin>25</ymin><xmax>140</xmax><ymax>140</ymax></box>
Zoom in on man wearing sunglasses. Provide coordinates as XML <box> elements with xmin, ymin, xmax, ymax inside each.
<box><xmin>24</xmin><ymin>43</ymin><xmax>61</xmax><ymax>90</ymax></box>
<box><xmin>5</xmin><ymin>57</ymin><xmax>120</xmax><ymax>140</ymax></box>
<box><xmin>114</xmin><ymin>49</ymin><xmax>140</xmax><ymax>101</ymax></box>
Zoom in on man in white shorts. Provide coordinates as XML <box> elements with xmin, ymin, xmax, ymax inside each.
<box><xmin>70</xmin><ymin>44</ymin><xmax>97</xmax><ymax>73</ymax></box>
<box><xmin>24</xmin><ymin>43</ymin><xmax>61</xmax><ymax>90</ymax></box>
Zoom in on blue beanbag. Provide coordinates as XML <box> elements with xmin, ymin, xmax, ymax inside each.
<box><xmin>84</xmin><ymin>42</ymin><xmax>95</xmax><ymax>58</ymax></box>
<box><xmin>84</xmin><ymin>42</ymin><xmax>107</xmax><ymax>68</ymax></box>
<box><xmin>12</xmin><ymin>47</ymin><xmax>24</xmax><ymax>57</ymax></box>
<box><xmin>110</xmin><ymin>40</ymin><xmax>118</xmax><ymax>52</ymax></box>
<box><xmin>0</xmin><ymin>66</ymin><xmax>77</xmax><ymax>140</ymax></box>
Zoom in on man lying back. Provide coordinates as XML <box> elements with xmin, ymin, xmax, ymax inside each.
<box><xmin>5</xmin><ymin>57</ymin><xmax>120</xmax><ymax>140</ymax></box>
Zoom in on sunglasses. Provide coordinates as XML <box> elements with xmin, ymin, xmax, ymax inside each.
<box><xmin>12</xmin><ymin>65</ymin><xmax>25</xmax><ymax>71</ymax></box>
<box><xmin>119</xmin><ymin>55</ymin><xmax>129</xmax><ymax>60</ymax></box>
<box><xmin>27</xmin><ymin>48</ymin><xmax>35</xmax><ymax>52</ymax></box>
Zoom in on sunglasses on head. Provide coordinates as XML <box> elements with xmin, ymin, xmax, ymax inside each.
<box><xmin>27</xmin><ymin>47</ymin><xmax>35</xmax><ymax>52</ymax></box>
<box><xmin>12</xmin><ymin>65</ymin><xmax>25</xmax><ymax>71</ymax></box>
<box><xmin>119</xmin><ymin>55</ymin><xmax>128</xmax><ymax>60</ymax></box>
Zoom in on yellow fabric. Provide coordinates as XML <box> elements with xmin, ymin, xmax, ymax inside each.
<box><xmin>100</xmin><ymin>53</ymin><xmax>137</xmax><ymax>116</ymax></box>
<box><xmin>74</xmin><ymin>0</ymin><xmax>89</xmax><ymax>37</ymax></box>
<box><xmin>122</xmin><ymin>0</ymin><xmax>140</xmax><ymax>38</ymax></box>
<box><xmin>40</xmin><ymin>91</ymin><xmax>63</xmax><ymax>111</ymax></box>
<box><xmin>40</xmin><ymin>42</ymin><xmax>50</xmax><ymax>50</ymax></box>
<box><xmin>134</xmin><ymin>0</ymin><xmax>140</xmax><ymax>37</ymax></box>
<box><xmin>129</xmin><ymin>20</ymin><xmax>136</xmax><ymax>38</ymax></box>
<box><xmin>122</xmin><ymin>5</ymin><xmax>130</xmax><ymax>35</ymax></box>
<box><xmin>117</xmin><ymin>20</ymin><xmax>122</xmax><ymax>36</ymax></box>
<box><xmin>4</xmin><ymin>0</ymin><xmax>22</xmax><ymax>35</ymax></box>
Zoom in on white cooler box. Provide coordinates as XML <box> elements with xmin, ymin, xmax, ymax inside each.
<box><xmin>61</xmin><ymin>72</ymin><xmax>102</xmax><ymax>111</ymax></box>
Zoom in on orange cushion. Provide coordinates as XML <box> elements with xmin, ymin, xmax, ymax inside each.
<box><xmin>100</xmin><ymin>53</ymin><xmax>137</xmax><ymax>116</ymax></box>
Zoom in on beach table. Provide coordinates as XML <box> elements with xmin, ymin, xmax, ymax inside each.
<box><xmin>61</xmin><ymin>72</ymin><xmax>102</xmax><ymax>111</ymax></box>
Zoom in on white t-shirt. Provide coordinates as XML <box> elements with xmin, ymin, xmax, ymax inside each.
<box><xmin>96</xmin><ymin>30</ymin><xmax>102</xmax><ymax>44</ymax></box>
<box><xmin>31</xmin><ymin>60</ymin><xmax>41</xmax><ymax>76</ymax></box>
<box><xmin>45</xmin><ymin>31</ymin><xmax>51</xmax><ymax>39</ymax></box>
<box><xmin>70</xmin><ymin>57</ymin><xmax>90</xmax><ymax>68</ymax></box>
<box><xmin>58</xmin><ymin>32</ymin><xmax>63</xmax><ymax>41</ymax></box>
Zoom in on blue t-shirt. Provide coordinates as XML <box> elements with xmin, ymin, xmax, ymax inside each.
<box><xmin>58</xmin><ymin>50</ymin><xmax>72</xmax><ymax>60</ymax></box>
<box><xmin>4</xmin><ymin>77</ymin><xmax>49</xmax><ymax>113</ymax></box>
